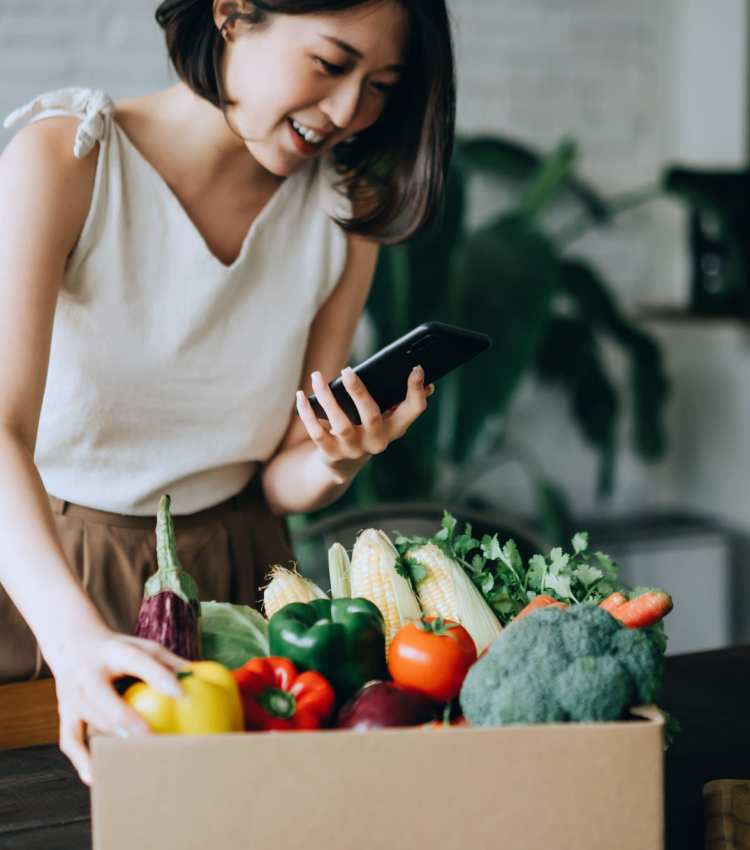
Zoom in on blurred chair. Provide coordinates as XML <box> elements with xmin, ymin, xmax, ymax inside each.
<box><xmin>291</xmin><ymin>501</ymin><xmax>547</xmax><ymax>588</ymax></box>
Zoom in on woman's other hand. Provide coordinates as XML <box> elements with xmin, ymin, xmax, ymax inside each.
<box><xmin>295</xmin><ymin>365</ymin><xmax>435</xmax><ymax>483</ymax></box>
<box><xmin>49</xmin><ymin>629</ymin><xmax>188</xmax><ymax>786</ymax></box>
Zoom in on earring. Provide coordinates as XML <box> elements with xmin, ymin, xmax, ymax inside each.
<box><xmin>219</xmin><ymin>3</ymin><xmax>240</xmax><ymax>41</ymax></box>
<box><xmin>343</xmin><ymin>135</ymin><xmax>358</xmax><ymax>145</ymax></box>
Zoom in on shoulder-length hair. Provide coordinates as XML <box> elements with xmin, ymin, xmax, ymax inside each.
<box><xmin>154</xmin><ymin>0</ymin><xmax>455</xmax><ymax>243</ymax></box>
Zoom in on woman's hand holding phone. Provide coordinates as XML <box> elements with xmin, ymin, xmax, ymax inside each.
<box><xmin>295</xmin><ymin>364</ymin><xmax>435</xmax><ymax>481</ymax></box>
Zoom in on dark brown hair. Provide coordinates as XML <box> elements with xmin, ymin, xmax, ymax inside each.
<box><xmin>154</xmin><ymin>0</ymin><xmax>455</xmax><ymax>243</ymax></box>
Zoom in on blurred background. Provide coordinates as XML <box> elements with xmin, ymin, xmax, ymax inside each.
<box><xmin>2</xmin><ymin>0</ymin><xmax>748</xmax><ymax>654</ymax></box>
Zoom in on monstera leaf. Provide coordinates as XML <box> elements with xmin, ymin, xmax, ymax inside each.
<box><xmin>450</xmin><ymin>214</ymin><xmax>560</xmax><ymax>465</ymax></box>
<box><xmin>303</xmin><ymin>132</ymin><xmax>670</xmax><ymax>543</ymax></box>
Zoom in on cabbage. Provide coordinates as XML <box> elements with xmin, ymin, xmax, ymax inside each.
<box><xmin>199</xmin><ymin>601</ymin><xmax>269</xmax><ymax>669</ymax></box>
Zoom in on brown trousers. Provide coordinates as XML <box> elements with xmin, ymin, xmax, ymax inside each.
<box><xmin>0</xmin><ymin>475</ymin><xmax>295</xmax><ymax>684</ymax></box>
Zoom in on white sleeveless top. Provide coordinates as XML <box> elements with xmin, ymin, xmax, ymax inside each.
<box><xmin>3</xmin><ymin>88</ymin><xmax>350</xmax><ymax>515</ymax></box>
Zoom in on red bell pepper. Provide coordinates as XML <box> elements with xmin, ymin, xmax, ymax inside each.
<box><xmin>231</xmin><ymin>656</ymin><xmax>336</xmax><ymax>731</ymax></box>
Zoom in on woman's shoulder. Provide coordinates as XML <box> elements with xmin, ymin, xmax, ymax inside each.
<box><xmin>1</xmin><ymin>91</ymin><xmax>103</xmax><ymax>256</ymax></box>
<box><xmin>1</xmin><ymin>114</ymin><xmax>98</xmax><ymax>200</ymax></box>
<box><xmin>4</xmin><ymin>87</ymin><xmax>115</xmax><ymax>159</ymax></box>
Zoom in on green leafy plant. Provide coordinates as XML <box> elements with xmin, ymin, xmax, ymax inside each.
<box><xmin>301</xmin><ymin>135</ymin><xmax>670</xmax><ymax>542</ymax></box>
<box><xmin>395</xmin><ymin>511</ymin><xmax>625</xmax><ymax>626</ymax></box>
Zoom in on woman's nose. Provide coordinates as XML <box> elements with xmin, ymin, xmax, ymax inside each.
<box><xmin>320</xmin><ymin>80</ymin><xmax>362</xmax><ymax>132</ymax></box>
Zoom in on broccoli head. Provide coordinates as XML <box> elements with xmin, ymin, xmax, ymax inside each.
<box><xmin>460</xmin><ymin>603</ymin><xmax>664</xmax><ymax>727</ymax></box>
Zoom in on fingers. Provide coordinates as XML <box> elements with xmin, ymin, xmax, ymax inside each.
<box><xmin>84</xmin><ymin>672</ymin><xmax>151</xmax><ymax>738</ymax></box>
<box><xmin>103</xmin><ymin>638</ymin><xmax>184</xmax><ymax>699</ymax></box>
<box><xmin>54</xmin><ymin>632</ymin><xmax>194</xmax><ymax>787</ymax></box>
<box><xmin>384</xmin><ymin>365</ymin><xmax>431</xmax><ymax>437</ymax></box>
<box><xmin>340</xmin><ymin>367</ymin><xmax>382</xmax><ymax>428</ymax></box>
<box><xmin>59</xmin><ymin>714</ymin><xmax>92</xmax><ymax>786</ymax></box>
<box><xmin>296</xmin><ymin>390</ymin><xmax>337</xmax><ymax>452</ymax></box>
<box><xmin>119</xmin><ymin>635</ymin><xmax>190</xmax><ymax>673</ymax></box>
<box><xmin>295</xmin><ymin>366</ymin><xmax>435</xmax><ymax>461</ymax></box>
<box><xmin>310</xmin><ymin>371</ymin><xmax>355</xmax><ymax>437</ymax></box>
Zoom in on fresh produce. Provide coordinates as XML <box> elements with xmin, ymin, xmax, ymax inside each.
<box><xmin>337</xmin><ymin>680</ymin><xmax>437</xmax><ymax>730</ymax></box>
<box><xmin>199</xmin><ymin>601</ymin><xmax>269</xmax><ymax>669</ymax></box>
<box><xmin>348</xmin><ymin>529</ymin><xmax>422</xmax><ymax>647</ymax></box>
<box><xmin>328</xmin><ymin>542</ymin><xmax>352</xmax><ymax>599</ymax></box>
<box><xmin>388</xmin><ymin>617</ymin><xmax>477</xmax><ymax>703</ymax></box>
<box><xmin>423</xmin><ymin>715</ymin><xmax>468</xmax><ymax>729</ymax></box>
<box><xmin>460</xmin><ymin>604</ymin><xmax>665</xmax><ymax>726</ymax></box>
<box><xmin>514</xmin><ymin>594</ymin><xmax>568</xmax><ymax>620</ymax></box>
<box><xmin>610</xmin><ymin>590</ymin><xmax>673</xmax><ymax>628</ymax></box>
<box><xmin>123</xmin><ymin>660</ymin><xmax>243</xmax><ymax>734</ymax></box>
<box><xmin>397</xmin><ymin>514</ymin><xmax>627</xmax><ymax>626</ymax></box>
<box><xmin>268</xmin><ymin>598</ymin><xmax>387</xmax><ymax>702</ymax></box>
<box><xmin>599</xmin><ymin>591</ymin><xmax>628</xmax><ymax>614</ymax></box>
<box><xmin>397</xmin><ymin>542</ymin><xmax>503</xmax><ymax>654</ymax></box>
<box><xmin>232</xmin><ymin>656</ymin><xmax>335</xmax><ymax>731</ymax></box>
<box><xmin>263</xmin><ymin>565</ymin><xmax>327</xmax><ymax>619</ymax></box>
<box><xmin>134</xmin><ymin>494</ymin><xmax>201</xmax><ymax>659</ymax></box>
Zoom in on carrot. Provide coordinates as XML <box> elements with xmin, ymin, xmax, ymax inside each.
<box><xmin>514</xmin><ymin>594</ymin><xmax>567</xmax><ymax>622</ymax></box>
<box><xmin>599</xmin><ymin>592</ymin><xmax>628</xmax><ymax>614</ymax></box>
<box><xmin>611</xmin><ymin>590</ymin><xmax>673</xmax><ymax>628</ymax></box>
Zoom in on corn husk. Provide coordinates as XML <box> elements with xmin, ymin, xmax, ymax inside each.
<box><xmin>328</xmin><ymin>543</ymin><xmax>352</xmax><ymax>599</ymax></box>
<box><xmin>350</xmin><ymin>529</ymin><xmax>422</xmax><ymax>647</ymax></box>
<box><xmin>262</xmin><ymin>565</ymin><xmax>327</xmax><ymax>619</ymax></box>
<box><xmin>407</xmin><ymin>542</ymin><xmax>503</xmax><ymax>654</ymax></box>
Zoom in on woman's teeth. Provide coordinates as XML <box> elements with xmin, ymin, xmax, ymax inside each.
<box><xmin>291</xmin><ymin>119</ymin><xmax>325</xmax><ymax>145</ymax></box>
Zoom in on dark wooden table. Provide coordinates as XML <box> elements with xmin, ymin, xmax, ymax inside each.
<box><xmin>1</xmin><ymin>646</ymin><xmax>748</xmax><ymax>850</ymax></box>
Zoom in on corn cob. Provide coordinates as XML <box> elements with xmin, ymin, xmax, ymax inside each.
<box><xmin>328</xmin><ymin>543</ymin><xmax>352</xmax><ymax>599</ymax></box>
<box><xmin>349</xmin><ymin>529</ymin><xmax>422</xmax><ymax>647</ymax></box>
<box><xmin>406</xmin><ymin>542</ymin><xmax>503</xmax><ymax>654</ymax></box>
<box><xmin>262</xmin><ymin>565</ymin><xmax>327</xmax><ymax>619</ymax></box>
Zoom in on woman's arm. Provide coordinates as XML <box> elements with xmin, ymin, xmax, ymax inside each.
<box><xmin>0</xmin><ymin>120</ymin><xmax>185</xmax><ymax>785</ymax></box>
<box><xmin>0</xmin><ymin>117</ymin><xmax>107</xmax><ymax>655</ymax></box>
<box><xmin>261</xmin><ymin>235</ymin><xmax>433</xmax><ymax>516</ymax></box>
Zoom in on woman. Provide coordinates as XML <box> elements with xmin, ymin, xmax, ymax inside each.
<box><xmin>0</xmin><ymin>0</ymin><xmax>454</xmax><ymax>783</ymax></box>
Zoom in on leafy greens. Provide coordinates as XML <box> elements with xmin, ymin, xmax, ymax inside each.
<box><xmin>395</xmin><ymin>511</ymin><xmax>628</xmax><ymax>626</ymax></box>
<box><xmin>200</xmin><ymin>601</ymin><xmax>269</xmax><ymax>669</ymax></box>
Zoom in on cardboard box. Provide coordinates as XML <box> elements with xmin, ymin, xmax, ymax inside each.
<box><xmin>91</xmin><ymin>704</ymin><xmax>664</xmax><ymax>850</ymax></box>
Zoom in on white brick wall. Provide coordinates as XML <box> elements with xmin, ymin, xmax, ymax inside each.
<box><xmin>0</xmin><ymin>1</ymin><xmax>674</xmax><ymax>305</ymax></box>
<box><xmin>1</xmin><ymin>2</ymin><xmax>748</xmax><ymax>550</ymax></box>
<box><xmin>0</xmin><ymin>0</ymin><xmax>173</xmax><ymax>127</ymax></box>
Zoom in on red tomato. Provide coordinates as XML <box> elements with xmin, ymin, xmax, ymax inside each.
<box><xmin>387</xmin><ymin>617</ymin><xmax>477</xmax><ymax>703</ymax></box>
<box><xmin>422</xmin><ymin>715</ymin><xmax>468</xmax><ymax>729</ymax></box>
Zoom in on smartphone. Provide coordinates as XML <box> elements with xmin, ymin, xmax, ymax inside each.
<box><xmin>307</xmin><ymin>321</ymin><xmax>492</xmax><ymax>425</ymax></box>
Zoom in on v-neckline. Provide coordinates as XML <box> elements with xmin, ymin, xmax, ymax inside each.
<box><xmin>111</xmin><ymin>117</ymin><xmax>301</xmax><ymax>271</ymax></box>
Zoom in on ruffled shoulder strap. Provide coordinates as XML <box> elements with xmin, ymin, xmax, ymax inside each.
<box><xmin>3</xmin><ymin>87</ymin><xmax>114</xmax><ymax>159</ymax></box>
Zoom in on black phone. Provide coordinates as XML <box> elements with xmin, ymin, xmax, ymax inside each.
<box><xmin>307</xmin><ymin>321</ymin><xmax>492</xmax><ymax>425</ymax></box>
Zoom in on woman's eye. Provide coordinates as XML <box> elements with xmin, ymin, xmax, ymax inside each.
<box><xmin>315</xmin><ymin>57</ymin><xmax>346</xmax><ymax>76</ymax></box>
<box><xmin>371</xmin><ymin>82</ymin><xmax>397</xmax><ymax>96</ymax></box>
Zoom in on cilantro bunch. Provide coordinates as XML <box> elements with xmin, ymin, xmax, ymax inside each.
<box><xmin>395</xmin><ymin>511</ymin><xmax>628</xmax><ymax>627</ymax></box>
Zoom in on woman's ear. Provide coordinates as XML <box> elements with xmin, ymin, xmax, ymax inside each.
<box><xmin>213</xmin><ymin>1</ymin><xmax>253</xmax><ymax>41</ymax></box>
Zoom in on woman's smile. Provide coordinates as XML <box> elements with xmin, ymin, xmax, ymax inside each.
<box><xmin>286</xmin><ymin>116</ymin><xmax>330</xmax><ymax>157</ymax></box>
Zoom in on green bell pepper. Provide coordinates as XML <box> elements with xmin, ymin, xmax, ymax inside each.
<box><xmin>268</xmin><ymin>598</ymin><xmax>387</xmax><ymax>702</ymax></box>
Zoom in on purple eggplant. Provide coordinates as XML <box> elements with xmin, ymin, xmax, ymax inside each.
<box><xmin>336</xmin><ymin>680</ymin><xmax>437</xmax><ymax>730</ymax></box>
<box><xmin>134</xmin><ymin>494</ymin><xmax>201</xmax><ymax>659</ymax></box>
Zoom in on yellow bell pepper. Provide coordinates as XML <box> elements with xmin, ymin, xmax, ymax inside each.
<box><xmin>123</xmin><ymin>660</ymin><xmax>243</xmax><ymax>734</ymax></box>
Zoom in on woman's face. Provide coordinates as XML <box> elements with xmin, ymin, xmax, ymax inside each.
<box><xmin>218</xmin><ymin>1</ymin><xmax>409</xmax><ymax>176</ymax></box>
